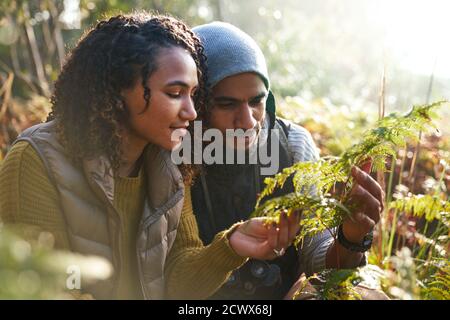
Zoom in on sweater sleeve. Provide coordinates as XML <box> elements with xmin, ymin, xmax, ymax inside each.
<box><xmin>165</xmin><ymin>186</ymin><xmax>248</xmax><ymax>299</ymax></box>
<box><xmin>0</xmin><ymin>141</ymin><xmax>70</xmax><ymax>250</ymax></box>
<box><xmin>286</xmin><ymin>122</ymin><xmax>320</xmax><ymax>163</ymax></box>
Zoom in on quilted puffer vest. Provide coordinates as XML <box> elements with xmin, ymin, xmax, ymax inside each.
<box><xmin>15</xmin><ymin>121</ymin><xmax>184</xmax><ymax>299</ymax></box>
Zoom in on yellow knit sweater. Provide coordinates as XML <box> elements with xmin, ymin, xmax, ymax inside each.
<box><xmin>0</xmin><ymin>141</ymin><xmax>247</xmax><ymax>299</ymax></box>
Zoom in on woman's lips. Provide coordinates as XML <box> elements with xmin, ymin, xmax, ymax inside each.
<box><xmin>170</xmin><ymin>127</ymin><xmax>188</xmax><ymax>137</ymax></box>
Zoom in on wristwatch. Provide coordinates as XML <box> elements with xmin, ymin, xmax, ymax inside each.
<box><xmin>337</xmin><ymin>224</ymin><xmax>373</xmax><ymax>252</ymax></box>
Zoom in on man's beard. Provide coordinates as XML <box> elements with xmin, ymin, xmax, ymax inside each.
<box><xmin>224</xmin><ymin>122</ymin><xmax>262</xmax><ymax>151</ymax></box>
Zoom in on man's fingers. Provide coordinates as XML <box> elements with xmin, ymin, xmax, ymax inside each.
<box><xmin>351</xmin><ymin>166</ymin><xmax>385</xmax><ymax>209</ymax></box>
<box><xmin>353</xmin><ymin>211</ymin><xmax>376</xmax><ymax>231</ymax></box>
<box><xmin>360</xmin><ymin>159</ymin><xmax>372</xmax><ymax>173</ymax></box>
<box><xmin>349</xmin><ymin>185</ymin><xmax>382</xmax><ymax>224</ymax></box>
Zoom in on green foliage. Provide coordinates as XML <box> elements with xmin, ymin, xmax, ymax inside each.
<box><xmin>420</xmin><ymin>258</ymin><xmax>450</xmax><ymax>300</ymax></box>
<box><xmin>295</xmin><ymin>264</ymin><xmax>385</xmax><ymax>300</ymax></box>
<box><xmin>338</xmin><ymin>101</ymin><xmax>443</xmax><ymax>173</ymax></box>
<box><xmin>253</xmin><ymin>158</ymin><xmax>351</xmax><ymax>244</ymax></box>
<box><xmin>252</xmin><ymin>101</ymin><xmax>447</xmax><ymax>246</ymax></box>
<box><xmin>277</xmin><ymin>97</ymin><xmax>377</xmax><ymax>156</ymax></box>
<box><xmin>388</xmin><ymin>192</ymin><xmax>449</xmax><ymax>260</ymax></box>
<box><xmin>309</xmin><ymin>269</ymin><xmax>362</xmax><ymax>300</ymax></box>
<box><xmin>381</xmin><ymin>248</ymin><xmax>449</xmax><ymax>300</ymax></box>
<box><xmin>389</xmin><ymin>194</ymin><xmax>450</xmax><ymax>223</ymax></box>
<box><xmin>0</xmin><ymin>225</ymin><xmax>112</xmax><ymax>299</ymax></box>
<box><xmin>296</xmin><ymin>249</ymin><xmax>449</xmax><ymax>300</ymax></box>
<box><xmin>381</xmin><ymin>247</ymin><xmax>421</xmax><ymax>299</ymax></box>
<box><xmin>255</xmin><ymin>101</ymin><xmax>449</xmax><ymax>300</ymax></box>
<box><xmin>268</xmin><ymin>100</ymin><xmax>450</xmax><ymax>300</ymax></box>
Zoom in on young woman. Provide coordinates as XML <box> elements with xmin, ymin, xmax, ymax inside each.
<box><xmin>0</xmin><ymin>13</ymin><xmax>298</xmax><ymax>300</ymax></box>
<box><xmin>0</xmin><ymin>12</ymin><xmax>205</xmax><ymax>299</ymax></box>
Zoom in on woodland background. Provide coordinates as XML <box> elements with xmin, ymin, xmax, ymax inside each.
<box><xmin>0</xmin><ymin>0</ymin><xmax>448</xmax><ymax>299</ymax></box>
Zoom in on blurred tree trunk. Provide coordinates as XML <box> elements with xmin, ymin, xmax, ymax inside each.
<box><xmin>9</xmin><ymin>41</ymin><xmax>40</xmax><ymax>94</ymax></box>
<box><xmin>150</xmin><ymin>0</ymin><xmax>164</xmax><ymax>12</ymax></box>
<box><xmin>22</xmin><ymin>2</ymin><xmax>50</xmax><ymax>96</ymax></box>
<box><xmin>211</xmin><ymin>0</ymin><xmax>224</xmax><ymax>20</ymax></box>
<box><xmin>47</xmin><ymin>0</ymin><xmax>65</xmax><ymax>69</ymax></box>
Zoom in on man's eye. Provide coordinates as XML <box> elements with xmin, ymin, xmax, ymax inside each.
<box><xmin>217</xmin><ymin>102</ymin><xmax>235</xmax><ymax>108</ymax></box>
<box><xmin>167</xmin><ymin>92</ymin><xmax>181</xmax><ymax>98</ymax></box>
<box><xmin>250</xmin><ymin>98</ymin><xmax>264</xmax><ymax>106</ymax></box>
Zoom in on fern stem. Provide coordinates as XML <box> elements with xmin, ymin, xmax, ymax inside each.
<box><xmin>428</xmin><ymin>220</ymin><xmax>444</xmax><ymax>244</ymax></box>
<box><xmin>376</xmin><ymin>219</ymin><xmax>384</xmax><ymax>265</ymax></box>
<box><xmin>408</xmin><ymin>131</ymin><xmax>422</xmax><ymax>193</ymax></box>
<box><xmin>397</xmin><ymin>149</ymin><xmax>407</xmax><ymax>186</ymax></box>
<box><xmin>339</xmin><ymin>174</ymin><xmax>353</xmax><ymax>205</ymax></box>
<box><xmin>412</xmin><ymin>233</ymin><xmax>418</xmax><ymax>257</ymax></box>
<box><xmin>383</xmin><ymin>154</ymin><xmax>398</xmax><ymax>258</ymax></box>
<box><xmin>434</xmin><ymin>162</ymin><xmax>447</xmax><ymax>196</ymax></box>
<box><xmin>386</xmin><ymin>208</ymin><xmax>399</xmax><ymax>258</ymax></box>
<box><xmin>386</xmin><ymin>155</ymin><xmax>397</xmax><ymax>204</ymax></box>
<box><xmin>417</xmin><ymin>221</ymin><xmax>430</xmax><ymax>260</ymax></box>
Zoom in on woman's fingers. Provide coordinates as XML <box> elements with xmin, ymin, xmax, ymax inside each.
<box><xmin>277</xmin><ymin>210</ymin><xmax>289</xmax><ymax>249</ymax></box>
<box><xmin>288</xmin><ymin>209</ymin><xmax>301</xmax><ymax>242</ymax></box>
<box><xmin>267</xmin><ymin>221</ymin><xmax>279</xmax><ymax>250</ymax></box>
<box><xmin>265</xmin><ymin>208</ymin><xmax>301</xmax><ymax>258</ymax></box>
<box><xmin>231</xmin><ymin>214</ymin><xmax>301</xmax><ymax>260</ymax></box>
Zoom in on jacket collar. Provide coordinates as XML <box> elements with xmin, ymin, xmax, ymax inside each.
<box><xmin>82</xmin><ymin>144</ymin><xmax>184</xmax><ymax>209</ymax></box>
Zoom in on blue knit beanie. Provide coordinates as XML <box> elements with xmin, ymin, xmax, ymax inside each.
<box><xmin>193</xmin><ymin>21</ymin><xmax>270</xmax><ymax>90</ymax></box>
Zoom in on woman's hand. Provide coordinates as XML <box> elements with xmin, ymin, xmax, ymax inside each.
<box><xmin>228</xmin><ymin>210</ymin><xmax>301</xmax><ymax>260</ymax></box>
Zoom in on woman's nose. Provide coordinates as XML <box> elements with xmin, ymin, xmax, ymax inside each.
<box><xmin>180</xmin><ymin>96</ymin><xmax>197</xmax><ymax>121</ymax></box>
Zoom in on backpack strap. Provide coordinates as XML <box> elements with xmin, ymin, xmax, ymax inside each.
<box><xmin>275</xmin><ymin>117</ymin><xmax>291</xmax><ymax>139</ymax></box>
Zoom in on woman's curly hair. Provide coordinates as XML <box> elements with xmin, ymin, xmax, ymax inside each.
<box><xmin>47</xmin><ymin>12</ymin><xmax>206</xmax><ymax>183</ymax></box>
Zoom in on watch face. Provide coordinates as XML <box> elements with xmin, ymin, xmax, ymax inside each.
<box><xmin>338</xmin><ymin>225</ymin><xmax>372</xmax><ymax>252</ymax></box>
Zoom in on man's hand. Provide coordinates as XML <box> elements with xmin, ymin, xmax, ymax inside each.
<box><xmin>229</xmin><ymin>210</ymin><xmax>300</xmax><ymax>260</ymax></box>
<box><xmin>343</xmin><ymin>162</ymin><xmax>384</xmax><ymax>243</ymax></box>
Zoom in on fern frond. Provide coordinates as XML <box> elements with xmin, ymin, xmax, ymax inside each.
<box><xmin>294</xmin><ymin>265</ymin><xmax>385</xmax><ymax>300</ymax></box>
<box><xmin>420</xmin><ymin>258</ymin><xmax>450</xmax><ymax>300</ymax></box>
<box><xmin>389</xmin><ymin>194</ymin><xmax>450</xmax><ymax>222</ymax></box>
<box><xmin>252</xmin><ymin>101</ymin><xmax>447</xmax><ymax>245</ymax></box>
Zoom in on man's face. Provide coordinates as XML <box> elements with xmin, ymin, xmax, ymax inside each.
<box><xmin>209</xmin><ymin>72</ymin><xmax>267</xmax><ymax>150</ymax></box>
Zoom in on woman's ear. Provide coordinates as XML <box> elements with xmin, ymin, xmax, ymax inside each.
<box><xmin>118</xmin><ymin>96</ymin><xmax>128</xmax><ymax>112</ymax></box>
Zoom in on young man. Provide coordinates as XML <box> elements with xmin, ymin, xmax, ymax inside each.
<box><xmin>165</xmin><ymin>22</ymin><xmax>384</xmax><ymax>299</ymax></box>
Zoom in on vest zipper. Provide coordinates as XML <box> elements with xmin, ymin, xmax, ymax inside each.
<box><xmin>135</xmin><ymin>189</ymin><xmax>184</xmax><ymax>300</ymax></box>
<box><xmin>136</xmin><ymin>242</ymin><xmax>148</xmax><ymax>299</ymax></box>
